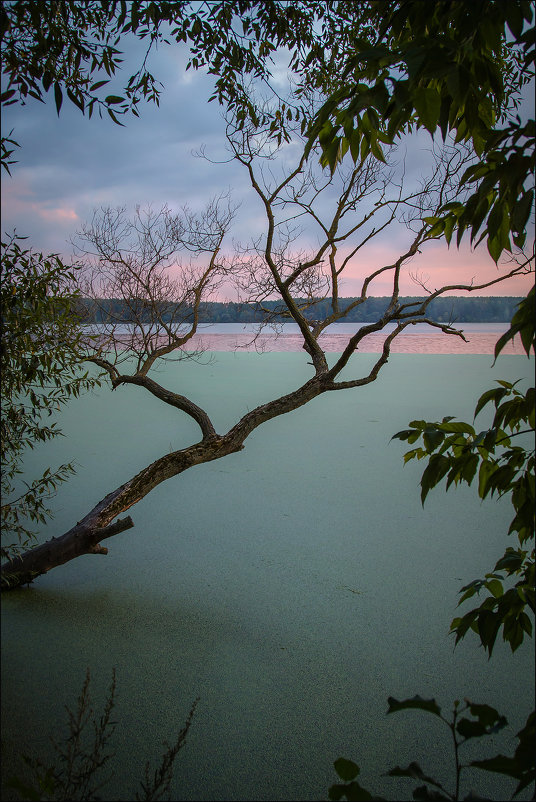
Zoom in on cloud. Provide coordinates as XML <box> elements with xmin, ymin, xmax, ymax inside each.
<box><xmin>39</xmin><ymin>207</ymin><xmax>79</xmax><ymax>223</ymax></box>
<box><xmin>337</xmin><ymin>239</ymin><xmax>532</xmax><ymax>297</ymax></box>
<box><xmin>1</xmin><ymin>43</ymin><xmax>532</xmax><ymax>302</ymax></box>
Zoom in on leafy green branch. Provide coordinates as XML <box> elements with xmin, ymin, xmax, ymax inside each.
<box><xmin>329</xmin><ymin>697</ymin><xmax>535</xmax><ymax>802</ymax></box>
<box><xmin>424</xmin><ymin>120</ymin><xmax>535</xmax><ymax>262</ymax></box>
<box><xmin>306</xmin><ymin>2</ymin><xmax>535</xmax><ymax>263</ymax></box>
<box><xmin>1</xmin><ymin>234</ymin><xmax>101</xmax><ymax>568</ymax></box>
<box><xmin>1</xmin><ymin>463</ymin><xmax>76</xmax><ymax>564</ymax></box>
<box><xmin>392</xmin><ymin>291</ymin><xmax>534</xmax><ymax>657</ymax></box>
<box><xmin>391</xmin><ymin>394</ymin><xmax>534</xmax><ymax>657</ymax></box>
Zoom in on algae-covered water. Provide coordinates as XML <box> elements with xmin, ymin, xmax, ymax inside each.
<box><xmin>1</xmin><ymin>352</ymin><xmax>534</xmax><ymax>801</ymax></box>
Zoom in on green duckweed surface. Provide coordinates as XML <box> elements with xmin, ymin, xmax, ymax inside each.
<box><xmin>2</xmin><ymin>352</ymin><xmax>534</xmax><ymax>800</ymax></box>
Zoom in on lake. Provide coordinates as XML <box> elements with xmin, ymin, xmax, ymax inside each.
<box><xmin>1</xmin><ymin>350</ymin><xmax>534</xmax><ymax>800</ymax></box>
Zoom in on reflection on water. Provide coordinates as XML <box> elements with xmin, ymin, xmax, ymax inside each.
<box><xmin>186</xmin><ymin>322</ymin><xmax>523</xmax><ymax>354</ymax></box>
<box><xmin>182</xmin><ymin>330</ymin><xmax>524</xmax><ymax>354</ymax></box>
<box><xmin>83</xmin><ymin>322</ymin><xmax>524</xmax><ymax>354</ymax></box>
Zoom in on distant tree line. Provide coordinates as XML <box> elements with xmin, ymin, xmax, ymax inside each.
<box><xmin>78</xmin><ymin>296</ymin><xmax>524</xmax><ymax>325</ymax></box>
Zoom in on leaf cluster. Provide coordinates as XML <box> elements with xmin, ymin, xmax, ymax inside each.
<box><xmin>306</xmin><ymin>1</ymin><xmax>535</xmax><ymax>262</ymax></box>
<box><xmin>425</xmin><ymin>120</ymin><xmax>535</xmax><ymax>262</ymax></box>
<box><xmin>0</xmin><ymin>127</ymin><xmax>20</xmax><ymax>175</ymax></box>
<box><xmin>4</xmin><ymin>0</ymin><xmax>532</xmax><ymax>265</ymax></box>
<box><xmin>329</xmin><ymin>697</ymin><xmax>535</xmax><ymax>801</ymax></box>
<box><xmin>0</xmin><ymin>0</ymin><xmax>163</xmax><ymax>126</ymax></box>
<box><xmin>392</xmin><ymin>291</ymin><xmax>535</xmax><ymax>657</ymax></box>
<box><xmin>493</xmin><ymin>285</ymin><xmax>535</xmax><ymax>361</ymax></box>
<box><xmin>1</xmin><ymin>235</ymin><xmax>100</xmax><ymax>565</ymax></box>
<box><xmin>0</xmin><ymin>1</ymin><xmax>323</xmax><ymax>138</ymax></box>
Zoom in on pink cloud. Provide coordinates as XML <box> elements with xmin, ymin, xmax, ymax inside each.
<box><xmin>1</xmin><ymin>176</ymin><xmax>79</xmax><ymax>241</ymax></box>
<box><xmin>38</xmin><ymin>207</ymin><xmax>79</xmax><ymax>222</ymax></box>
<box><xmin>338</xmin><ymin>239</ymin><xmax>533</xmax><ymax>297</ymax></box>
<box><xmin>1</xmin><ymin>174</ymin><xmax>35</xmax><ymax>210</ymax></box>
<box><xmin>214</xmin><ymin>235</ymin><xmax>533</xmax><ymax>302</ymax></box>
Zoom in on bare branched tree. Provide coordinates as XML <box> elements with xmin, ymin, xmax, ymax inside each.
<box><xmin>2</xmin><ymin>120</ymin><xmax>532</xmax><ymax>589</ymax></box>
<box><xmin>75</xmin><ymin>198</ymin><xmax>236</xmax><ymax>373</ymax></box>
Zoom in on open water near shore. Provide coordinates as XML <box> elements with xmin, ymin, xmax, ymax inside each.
<box><xmin>1</xmin><ymin>348</ymin><xmax>534</xmax><ymax>800</ymax></box>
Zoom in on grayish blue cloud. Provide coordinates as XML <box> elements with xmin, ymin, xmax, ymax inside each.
<box><xmin>2</xmin><ymin>43</ymin><xmax>533</xmax><ymax>298</ymax></box>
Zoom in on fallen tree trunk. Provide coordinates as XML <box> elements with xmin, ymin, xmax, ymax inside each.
<box><xmin>1</xmin><ymin>434</ymin><xmax>243</xmax><ymax>588</ymax></box>
<box><xmin>1</xmin><ymin>373</ymin><xmax>329</xmax><ymax>589</ymax></box>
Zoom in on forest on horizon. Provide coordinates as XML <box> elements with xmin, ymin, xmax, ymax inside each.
<box><xmin>79</xmin><ymin>295</ymin><xmax>525</xmax><ymax>324</ymax></box>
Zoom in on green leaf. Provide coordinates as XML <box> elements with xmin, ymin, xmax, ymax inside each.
<box><xmin>460</xmin><ymin>453</ymin><xmax>479</xmax><ymax>485</ymax></box>
<box><xmin>438</xmin><ymin>421</ymin><xmax>475</xmax><ymax>435</ymax></box>
<box><xmin>487</xmin><ymin>233</ymin><xmax>503</xmax><ymax>263</ymax></box>
<box><xmin>391</xmin><ymin>428</ymin><xmax>414</xmax><ymax>441</ymax></box>
<box><xmin>422</xmin><ymin>428</ymin><xmax>445</xmax><ymax>451</ymax></box>
<box><xmin>1</xmin><ymin>88</ymin><xmax>16</xmax><ymax>103</ymax></box>
<box><xmin>107</xmin><ymin>108</ymin><xmax>125</xmax><ymax>126</ymax></box>
<box><xmin>485</xmin><ymin>578</ymin><xmax>504</xmax><ymax>598</ymax></box>
<box><xmin>506</xmin><ymin>4</ymin><xmax>525</xmax><ymax>38</ymax></box>
<box><xmin>90</xmin><ymin>80</ymin><xmax>110</xmax><ymax>91</ymax></box>
<box><xmin>467</xmin><ymin>702</ymin><xmax>506</xmax><ymax>730</ymax></box>
<box><xmin>420</xmin><ymin>455</ymin><xmax>450</xmax><ymax>504</ymax></box>
<box><xmin>443</xmin><ymin>213</ymin><xmax>455</xmax><ymax>245</ymax></box>
<box><xmin>334</xmin><ymin>758</ymin><xmax>360</xmax><ymax>782</ymax></box>
<box><xmin>494</xmin><ymin>287</ymin><xmax>535</xmax><ymax>361</ymax></box>
<box><xmin>511</xmin><ymin>189</ymin><xmax>533</xmax><ymax>234</ymax></box>
<box><xmin>495</xmin><ymin>379</ymin><xmax>515</xmax><ymax>389</ymax></box>
<box><xmin>478</xmin><ymin>460</ymin><xmax>497</xmax><ymax>499</ymax></box>
<box><xmin>322</xmin><ymin>137</ymin><xmax>342</xmax><ymax>172</ymax></box>
<box><xmin>66</xmin><ymin>88</ymin><xmax>84</xmax><ymax>113</ymax></box>
<box><xmin>477</xmin><ymin>609</ymin><xmax>501</xmax><ymax>656</ymax></box>
<box><xmin>494</xmin><ymin>549</ymin><xmax>524</xmax><ymax>573</ymax></box>
<box><xmin>456</xmin><ymin>715</ymin><xmax>506</xmax><ymax>740</ymax></box>
<box><xmin>54</xmin><ymin>82</ymin><xmax>63</xmax><ymax>115</ymax></box>
<box><xmin>41</xmin><ymin>70</ymin><xmax>53</xmax><ymax>93</ymax></box>
<box><xmin>349</xmin><ymin>130</ymin><xmax>361</xmax><ymax>162</ymax></box>
<box><xmin>370</xmin><ymin>137</ymin><xmax>386</xmax><ymax>163</ymax></box>
<box><xmin>387</xmin><ymin>696</ymin><xmax>442</xmax><ymax>718</ymax></box>
<box><xmin>470</xmin><ymin>754</ymin><xmax>525</xmax><ymax>779</ymax></box>
<box><xmin>411</xmin><ymin>786</ymin><xmax>451</xmax><ymax>801</ymax></box>
<box><xmin>414</xmin><ymin>87</ymin><xmax>441</xmax><ymax>134</ymax></box>
<box><xmin>458</xmin><ymin>579</ymin><xmax>482</xmax><ymax>605</ymax></box>
<box><xmin>474</xmin><ymin>387</ymin><xmax>507</xmax><ymax>418</ymax></box>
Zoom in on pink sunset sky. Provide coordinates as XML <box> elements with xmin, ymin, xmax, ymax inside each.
<box><xmin>3</xmin><ymin>169</ymin><xmax>530</xmax><ymax>301</ymax></box>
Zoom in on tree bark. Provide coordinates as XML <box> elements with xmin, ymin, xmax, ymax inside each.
<box><xmin>1</xmin><ymin>374</ymin><xmax>328</xmax><ymax>589</ymax></box>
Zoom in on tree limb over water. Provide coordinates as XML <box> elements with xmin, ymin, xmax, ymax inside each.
<box><xmin>2</xmin><ymin>120</ymin><xmax>533</xmax><ymax>590</ymax></box>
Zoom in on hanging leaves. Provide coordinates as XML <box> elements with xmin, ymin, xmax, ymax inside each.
<box><xmin>393</xmin><ymin>291</ymin><xmax>534</xmax><ymax>656</ymax></box>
